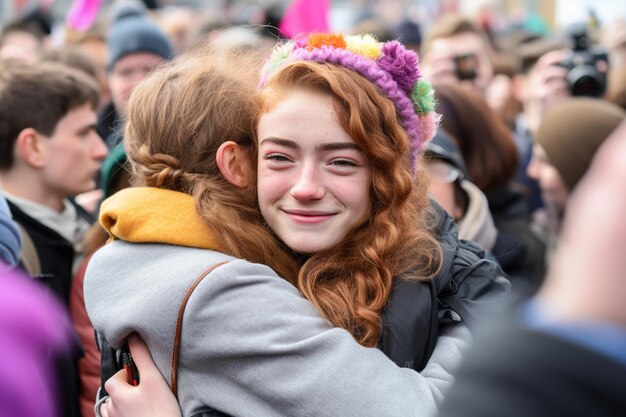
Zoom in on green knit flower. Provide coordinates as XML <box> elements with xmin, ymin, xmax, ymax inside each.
<box><xmin>410</xmin><ymin>79</ymin><xmax>436</xmax><ymax>114</ymax></box>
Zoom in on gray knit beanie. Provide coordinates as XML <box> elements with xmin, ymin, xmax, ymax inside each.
<box><xmin>106</xmin><ymin>15</ymin><xmax>172</xmax><ymax>71</ymax></box>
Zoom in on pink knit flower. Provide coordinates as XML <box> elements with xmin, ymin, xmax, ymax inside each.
<box><xmin>377</xmin><ymin>41</ymin><xmax>420</xmax><ymax>93</ymax></box>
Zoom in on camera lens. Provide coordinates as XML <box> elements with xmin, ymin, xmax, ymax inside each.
<box><xmin>572</xmin><ymin>75</ymin><xmax>601</xmax><ymax>96</ymax></box>
<box><xmin>566</xmin><ymin>65</ymin><xmax>605</xmax><ymax>97</ymax></box>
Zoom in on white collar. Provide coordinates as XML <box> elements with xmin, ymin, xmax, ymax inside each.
<box><xmin>4</xmin><ymin>192</ymin><xmax>86</xmax><ymax>245</ymax></box>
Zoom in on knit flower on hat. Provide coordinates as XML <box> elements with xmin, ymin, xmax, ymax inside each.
<box><xmin>259</xmin><ymin>32</ymin><xmax>438</xmax><ymax>170</ymax></box>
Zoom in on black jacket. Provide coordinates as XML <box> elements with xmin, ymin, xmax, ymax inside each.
<box><xmin>380</xmin><ymin>202</ymin><xmax>510</xmax><ymax>371</ymax></box>
<box><xmin>8</xmin><ymin>199</ymin><xmax>91</xmax><ymax>417</ymax></box>
<box><xmin>438</xmin><ymin>312</ymin><xmax>626</xmax><ymax>417</ymax></box>
<box><xmin>488</xmin><ymin>186</ymin><xmax>546</xmax><ymax>290</ymax></box>
<box><xmin>9</xmin><ymin>200</ymin><xmax>77</xmax><ymax>304</ymax></box>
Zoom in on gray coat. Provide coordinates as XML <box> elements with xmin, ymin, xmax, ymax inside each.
<box><xmin>85</xmin><ymin>241</ymin><xmax>471</xmax><ymax>417</ymax></box>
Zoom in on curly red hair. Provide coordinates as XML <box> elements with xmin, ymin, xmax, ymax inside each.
<box><xmin>258</xmin><ymin>62</ymin><xmax>442</xmax><ymax>346</ymax></box>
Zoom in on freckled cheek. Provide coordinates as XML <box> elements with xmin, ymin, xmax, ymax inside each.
<box><xmin>333</xmin><ymin>178</ymin><xmax>370</xmax><ymax>213</ymax></box>
<box><xmin>257</xmin><ymin>173</ymin><xmax>289</xmax><ymax>204</ymax></box>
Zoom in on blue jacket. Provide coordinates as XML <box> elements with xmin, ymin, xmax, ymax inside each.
<box><xmin>0</xmin><ymin>191</ymin><xmax>21</xmax><ymax>266</ymax></box>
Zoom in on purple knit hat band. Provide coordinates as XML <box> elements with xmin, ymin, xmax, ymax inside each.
<box><xmin>259</xmin><ymin>33</ymin><xmax>439</xmax><ymax>172</ymax></box>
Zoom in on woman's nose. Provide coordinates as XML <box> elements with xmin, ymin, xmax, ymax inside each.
<box><xmin>290</xmin><ymin>166</ymin><xmax>325</xmax><ymax>201</ymax></box>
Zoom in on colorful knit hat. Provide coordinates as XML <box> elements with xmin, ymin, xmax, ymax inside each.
<box><xmin>259</xmin><ymin>33</ymin><xmax>439</xmax><ymax>171</ymax></box>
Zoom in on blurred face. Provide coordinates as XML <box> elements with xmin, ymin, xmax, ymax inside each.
<box><xmin>78</xmin><ymin>39</ymin><xmax>109</xmax><ymax>106</ymax></box>
<box><xmin>426</xmin><ymin>32</ymin><xmax>493</xmax><ymax>92</ymax></box>
<box><xmin>426</xmin><ymin>159</ymin><xmax>464</xmax><ymax>220</ymax></box>
<box><xmin>40</xmin><ymin>103</ymin><xmax>108</xmax><ymax>199</ymax></box>
<box><xmin>527</xmin><ymin>144</ymin><xmax>570</xmax><ymax>213</ymax></box>
<box><xmin>0</xmin><ymin>31</ymin><xmax>41</xmax><ymax>64</ymax></box>
<box><xmin>257</xmin><ymin>90</ymin><xmax>371</xmax><ymax>254</ymax></box>
<box><xmin>108</xmin><ymin>52</ymin><xmax>166</xmax><ymax>119</ymax></box>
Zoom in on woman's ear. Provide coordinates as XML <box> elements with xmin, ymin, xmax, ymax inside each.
<box><xmin>216</xmin><ymin>141</ymin><xmax>254</xmax><ymax>189</ymax></box>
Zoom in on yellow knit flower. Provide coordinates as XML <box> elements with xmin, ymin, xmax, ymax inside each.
<box><xmin>345</xmin><ymin>34</ymin><xmax>382</xmax><ymax>60</ymax></box>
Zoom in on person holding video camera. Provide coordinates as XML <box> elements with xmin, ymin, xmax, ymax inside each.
<box><xmin>421</xmin><ymin>15</ymin><xmax>494</xmax><ymax>94</ymax></box>
<box><xmin>507</xmin><ymin>23</ymin><xmax>610</xmax><ymax>213</ymax></box>
<box><xmin>517</xmin><ymin>23</ymin><xmax>610</xmax><ymax>136</ymax></box>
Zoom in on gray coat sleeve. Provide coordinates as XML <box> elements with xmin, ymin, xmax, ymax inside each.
<box><xmin>175</xmin><ymin>260</ymin><xmax>463</xmax><ymax>417</ymax></box>
<box><xmin>85</xmin><ymin>243</ymin><xmax>469</xmax><ymax>417</ymax></box>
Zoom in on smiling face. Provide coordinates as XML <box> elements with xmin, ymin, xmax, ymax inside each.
<box><xmin>257</xmin><ymin>89</ymin><xmax>371</xmax><ymax>254</ymax></box>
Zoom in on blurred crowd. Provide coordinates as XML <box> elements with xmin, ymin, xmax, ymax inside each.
<box><xmin>1</xmin><ymin>1</ymin><xmax>625</xmax><ymax>417</ymax></box>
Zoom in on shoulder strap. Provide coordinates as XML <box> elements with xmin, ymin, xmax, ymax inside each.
<box><xmin>17</xmin><ymin>223</ymin><xmax>42</xmax><ymax>277</ymax></box>
<box><xmin>171</xmin><ymin>261</ymin><xmax>230</xmax><ymax>397</ymax></box>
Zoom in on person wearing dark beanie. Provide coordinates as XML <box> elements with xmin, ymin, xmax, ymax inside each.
<box><xmin>97</xmin><ymin>13</ymin><xmax>172</xmax><ymax>149</ymax></box>
<box><xmin>527</xmin><ymin>98</ymin><xmax>625</xmax><ymax>263</ymax></box>
<box><xmin>106</xmin><ymin>16</ymin><xmax>172</xmax><ymax>72</ymax></box>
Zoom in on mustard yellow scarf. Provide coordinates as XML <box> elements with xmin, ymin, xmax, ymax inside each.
<box><xmin>99</xmin><ymin>187</ymin><xmax>221</xmax><ymax>251</ymax></box>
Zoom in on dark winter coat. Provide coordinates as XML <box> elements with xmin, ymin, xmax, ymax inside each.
<box><xmin>380</xmin><ymin>202</ymin><xmax>510</xmax><ymax>371</ymax></box>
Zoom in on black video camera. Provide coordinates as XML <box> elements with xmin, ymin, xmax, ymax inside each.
<box><xmin>559</xmin><ymin>23</ymin><xmax>609</xmax><ymax>97</ymax></box>
<box><xmin>454</xmin><ymin>53</ymin><xmax>478</xmax><ymax>81</ymax></box>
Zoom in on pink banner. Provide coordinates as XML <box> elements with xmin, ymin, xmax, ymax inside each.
<box><xmin>66</xmin><ymin>0</ymin><xmax>102</xmax><ymax>32</ymax></box>
<box><xmin>279</xmin><ymin>0</ymin><xmax>330</xmax><ymax>39</ymax></box>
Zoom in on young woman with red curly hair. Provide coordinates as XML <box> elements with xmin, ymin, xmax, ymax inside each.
<box><xmin>87</xmin><ymin>34</ymin><xmax>508</xmax><ymax>417</ymax></box>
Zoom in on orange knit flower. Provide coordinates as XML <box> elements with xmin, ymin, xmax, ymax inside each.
<box><xmin>306</xmin><ymin>33</ymin><xmax>346</xmax><ymax>50</ymax></box>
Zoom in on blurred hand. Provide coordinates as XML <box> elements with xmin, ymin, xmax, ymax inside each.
<box><xmin>421</xmin><ymin>49</ymin><xmax>457</xmax><ymax>85</ymax></box>
<box><xmin>538</xmin><ymin>122</ymin><xmax>626</xmax><ymax>327</ymax></box>
<box><xmin>524</xmin><ymin>50</ymin><xmax>571</xmax><ymax>133</ymax></box>
<box><xmin>485</xmin><ymin>74</ymin><xmax>514</xmax><ymax>117</ymax></box>
<box><xmin>102</xmin><ymin>334</ymin><xmax>182</xmax><ymax>417</ymax></box>
<box><xmin>75</xmin><ymin>189</ymin><xmax>104</xmax><ymax>215</ymax></box>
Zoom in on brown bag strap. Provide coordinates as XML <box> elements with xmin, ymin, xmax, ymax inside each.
<box><xmin>17</xmin><ymin>223</ymin><xmax>42</xmax><ymax>277</ymax></box>
<box><xmin>170</xmin><ymin>261</ymin><xmax>230</xmax><ymax>397</ymax></box>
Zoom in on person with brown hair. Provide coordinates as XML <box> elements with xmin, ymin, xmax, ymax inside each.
<box><xmin>434</xmin><ymin>82</ymin><xmax>518</xmax><ymax>195</ymax></box>
<box><xmin>421</xmin><ymin>15</ymin><xmax>494</xmax><ymax>93</ymax></box>
<box><xmin>71</xmin><ymin>29</ymin><xmax>111</xmax><ymax>110</ymax></box>
<box><xmin>86</xmin><ymin>34</ymin><xmax>508</xmax><ymax>417</ymax></box>
<box><xmin>0</xmin><ymin>59</ymin><xmax>108</xmax><ymax>417</ymax></box>
<box><xmin>0</xmin><ymin>19</ymin><xmax>45</xmax><ymax>63</ymax></box>
<box><xmin>434</xmin><ymin>81</ymin><xmax>545</xmax><ymax>290</ymax></box>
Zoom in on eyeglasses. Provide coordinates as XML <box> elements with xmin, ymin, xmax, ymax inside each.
<box><xmin>425</xmin><ymin>160</ymin><xmax>461</xmax><ymax>184</ymax></box>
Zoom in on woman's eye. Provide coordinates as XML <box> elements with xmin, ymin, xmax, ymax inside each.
<box><xmin>330</xmin><ymin>159</ymin><xmax>358</xmax><ymax>168</ymax></box>
<box><xmin>265</xmin><ymin>153</ymin><xmax>291</xmax><ymax>163</ymax></box>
